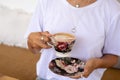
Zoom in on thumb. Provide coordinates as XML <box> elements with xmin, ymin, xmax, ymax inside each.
<box><xmin>82</xmin><ymin>65</ymin><xmax>89</xmax><ymax>78</ymax></box>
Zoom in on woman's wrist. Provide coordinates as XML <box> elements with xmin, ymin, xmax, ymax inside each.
<box><xmin>93</xmin><ymin>54</ymin><xmax>118</xmax><ymax>69</ymax></box>
<box><xmin>93</xmin><ymin>58</ymin><xmax>103</xmax><ymax>69</ymax></box>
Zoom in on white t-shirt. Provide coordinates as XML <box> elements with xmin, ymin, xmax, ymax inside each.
<box><xmin>25</xmin><ymin>0</ymin><xmax>120</xmax><ymax>80</ymax></box>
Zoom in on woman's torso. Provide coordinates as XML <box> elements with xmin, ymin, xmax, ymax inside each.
<box><xmin>36</xmin><ymin>0</ymin><xmax>118</xmax><ymax>80</ymax></box>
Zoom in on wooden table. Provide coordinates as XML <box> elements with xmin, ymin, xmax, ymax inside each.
<box><xmin>0</xmin><ymin>74</ymin><xmax>19</xmax><ymax>80</ymax></box>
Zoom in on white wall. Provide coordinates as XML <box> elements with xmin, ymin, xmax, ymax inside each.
<box><xmin>0</xmin><ymin>0</ymin><xmax>37</xmax><ymax>13</ymax></box>
<box><xmin>0</xmin><ymin>0</ymin><xmax>35</xmax><ymax>48</ymax></box>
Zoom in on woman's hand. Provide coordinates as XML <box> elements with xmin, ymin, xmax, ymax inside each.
<box><xmin>69</xmin><ymin>54</ymin><xmax>118</xmax><ymax>79</ymax></box>
<box><xmin>83</xmin><ymin>58</ymin><xmax>100</xmax><ymax>78</ymax></box>
<box><xmin>27</xmin><ymin>31</ymin><xmax>52</xmax><ymax>54</ymax></box>
<box><xmin>69</xmin><ymin>58</ymin><xmax>100</xmax><ymax>79</ymax></box>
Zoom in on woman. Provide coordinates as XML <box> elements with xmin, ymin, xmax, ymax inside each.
<box><xmin>25</xmin><ymin>0</ymin><xmax>120</xmax><ymax>80</ymax></box>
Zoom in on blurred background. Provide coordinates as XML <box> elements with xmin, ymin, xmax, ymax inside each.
<box><xmin>0</xmin><ymin>0</ymin><xmax>36</xmax><ymax>13</ymax></box>
<box><xmin>0</xmin><ymin>0</ymin><xmax>37</xmax><ymax>48</ymax></box>
<box><xmin>0</xmin><ymin>0</ymin><xmax>40</xmax><ymax>80</ymax></box>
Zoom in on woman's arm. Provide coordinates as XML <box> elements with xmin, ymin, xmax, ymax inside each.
<box><xmin>83</xmin><ymin>54</ymin><xmax>118</xmax><ymax>78</ymax></box>
<box><xmin>95</xmin><ymin>54</ymin><xmax>118</xmax><ymax>68</ymax></box>
<box><xmin>70</xmin><ymin>54</ymin><xmax>118</xmax><ymax>79</ymax></box>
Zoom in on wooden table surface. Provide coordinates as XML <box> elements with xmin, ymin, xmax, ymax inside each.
<box><xmin>0</xmin><ymin>74</ymin><xmax>19</xmax><ymax>80</ymax></box>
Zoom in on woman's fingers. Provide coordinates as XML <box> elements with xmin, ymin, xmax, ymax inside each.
<box><xmin>69</xmin><ymin>58</ymin><xmax>98</xmax><ymax>79</ymax></box>
<box><xmin>41</xmin><ymin>31</ymin><xmax>52</xmax><ymax>37</ymax></box>
<box><xmin>40</xmin><ymin>31</ymin><xmax>52</xmax><ymax>42</ymax></box>
<box><xmin>30</xmin><ymin>37</ymin><xmax>51</xmax><ymax>49</ymax></box>
<box><xmin>27</xmin><ymin>39</ymin><xmax>42</xmax><ymax>54</ymax></box>
<box><xmin>83</xmin><ymin>65</ymin><xmax>92</xmax><ymax>78</ymax></box>
<box><xmin>69</xmin><ymin>74</ymin><xmax>81</xmax><ymax>79</ymax></box>
<box><xmin>39</xmin><ymin>35</ymin><xmax>50</xmax><ymax>42</ymax></box>
<box><xmin>82</xmin><ymin>58</ymin><xmax>99</xmax><ymax>78</ymax></box>
<box><xmin>29</xmin><ymin>31</ymin><xmax>52</xmax><ymax>48</ymax></box>
<box><xmin>37</xmin><ymin>39</ymin><xmax>52</xmax><ymax>49</ymax></box>
<box><xmin>27</xmin><ymin>31</ymin><xmax>52</xmax><ymax>54</ymax></box>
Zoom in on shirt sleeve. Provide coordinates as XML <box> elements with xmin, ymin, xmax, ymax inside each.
<box><xmin>24</xmin><ymin>0</ymin><xmax>44</xmax><ymax>38</ymax></box>
<box><xmin>103</xmin><ymin>13</ymin><xmax>120</xmax><ymax>56</ymax></box>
